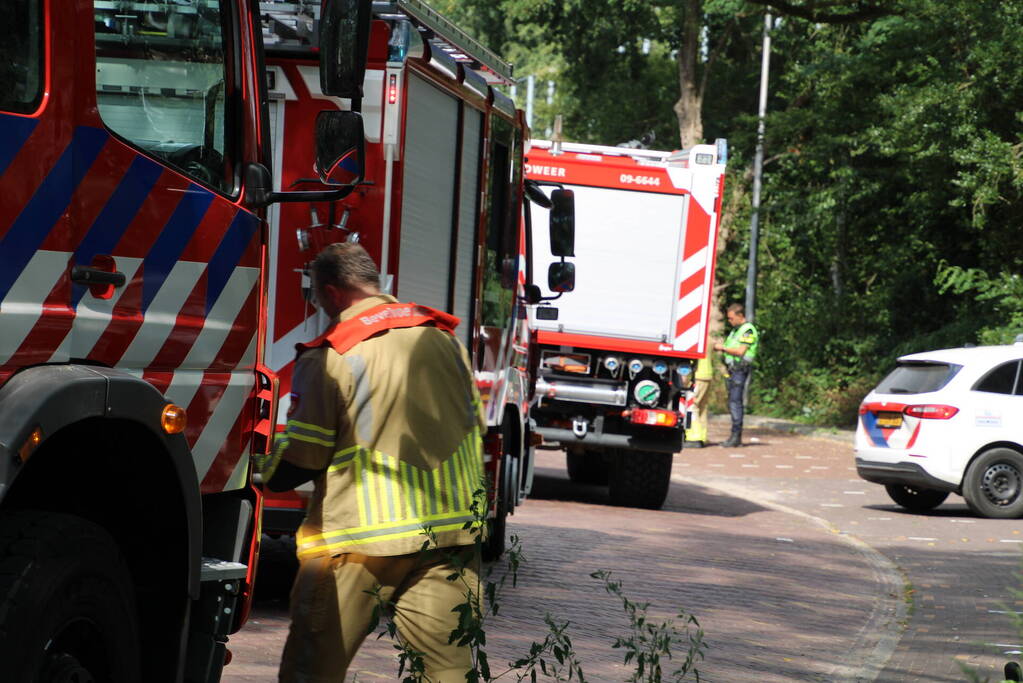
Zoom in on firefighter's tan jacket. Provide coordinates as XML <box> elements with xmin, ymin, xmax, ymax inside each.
<box><xmin>274</xmin><ymin>295</ymin><xmax>485</xmax><ymax>559</ymax></box>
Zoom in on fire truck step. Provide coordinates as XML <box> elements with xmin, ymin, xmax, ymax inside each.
<box><xmin>200</xmin><ymin>557</ymin><xmax>248</xmax><ymax>583</ymax></box>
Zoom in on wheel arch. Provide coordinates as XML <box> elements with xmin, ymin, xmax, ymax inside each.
<box><xmin>0</xmin><ymin>365</ymin><xmax>203</xmax><ymax>683</ymax></box>
<box><xmin>962</xmin><ymin>441</ymin><xmax>1023</xmax><ymax>487</ymax></box>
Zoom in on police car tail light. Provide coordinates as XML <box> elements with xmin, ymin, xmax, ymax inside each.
<box><xmin>904</xmin><ymin>404</ymin><xmax>959</xmax><ymax>419</ymax></box>
<box><xmin>625</xmin><ymin>409</ymin><xmax>679</xmax><ymax>427</ymax></box>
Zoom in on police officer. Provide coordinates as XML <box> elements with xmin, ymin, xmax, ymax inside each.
<box><xmin>713</xmin><ymin>303</ymin><xmax>759</xmax><ymax>448</ymax></box>
<box><xmin>257</xmin><ymin>243</ymin><xmax>485</xmax><ymax>683</ymax></box>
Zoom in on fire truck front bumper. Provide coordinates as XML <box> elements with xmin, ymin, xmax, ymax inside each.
<box><xmin>536</xmin><ymin>424</ymin><xmax>682</xmax><ymax>453</ymax></box>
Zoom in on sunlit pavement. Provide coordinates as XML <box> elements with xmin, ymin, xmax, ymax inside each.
<box><xmin>685</xmin><ymin>415</ymin><xmax>1023</xmax><ymax>682</ymax></box>
<box><xmin>223</xmin><ymin>417</ymin><xmax>1023</xmax><ymax>681</ymax></box>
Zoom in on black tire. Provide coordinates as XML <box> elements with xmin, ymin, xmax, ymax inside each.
<box><xmin>884</xmin><ymin>484</ymin><xmax>949</xmax><ymax>512</ymax></box>
<box><xmin>483</xmin><ymin>436</ymin><xmax>518</xmax><ymax>561</ymax></box>
<box><xmin>963</xmin><ymin>448</ymin><xmax>1023</xmax><ymax>519</ymax></box>
<box><xmin>0</xmin><ymin>511</ymin><xmax>140</xmax><ymax>683</ymax></box>
<box><xmin>482</xmin><ymin>484</ymin><xmax>508</xmax><ymax>562</ymax></box>
<box><xmin>566</xmin><ymin>449</ymin><xmax>609</xmax><ymax>485</ymax></box>
<box><xmin>608</xmin><ymin>449</ymin><xmax>673</xmax><ymax>510</ymax></box>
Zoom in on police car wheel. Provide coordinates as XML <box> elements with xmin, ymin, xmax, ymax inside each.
<box><xmin>883</xmin><ymin>484</ymin><xmax>949</xmax><ymax>512</ymax></box>
<box><xmin>964</xmin><ymin>448</ymin><xmax>1023</xmax><ymax>519</ymax></box>
<box><xmin>0</xmin><ymin>511</ymin><xmax>140</xmax><ymax>683</ymax></box>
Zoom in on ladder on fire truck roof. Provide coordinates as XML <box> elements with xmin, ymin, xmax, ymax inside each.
<box><xmin>260</xmin><ymin>0</ymin><xmax>515</xmax><ymax>85</ymax></box>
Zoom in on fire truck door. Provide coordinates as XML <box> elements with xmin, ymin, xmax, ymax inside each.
<box><xmin>67</xmin><ymin>2</ymin><xmax>262</xmax><ymax>492</ymax></box>
<box><xmin>0</xmin><ymin>3</ymin><xmax>79</xmax><ymax>374</ymax></box>
<box><xmin>397</xmin><ymin>73</ymin><xmax>483</xmax><ymax>348</ymax></box>
<box><xmin>454</xmin><ymin>109</ymin><xmax>484</xmax><ymax>349</ymax></box>
<box><xmin>397</xmin><ymin>75</ymin><xmax>457</xmax><ymax>312</ymax></box>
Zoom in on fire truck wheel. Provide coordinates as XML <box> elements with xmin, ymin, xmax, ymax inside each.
<box><xmin>608</xmin><ymin>450</ymin><xmax>673</xmax><ymax>510</ymax></box>
<box><xmin>0</xmin><ymin>511</ymin><xmax>140</xmax><ymax>683</ymax></box>
<box><xmin>483</xmin><ymin>488</ymin><xmax>508</xmax><ymax>562</ymax></box>
<box><xmin>566</xmin><ymin>449</ymin><xmax>609</xmax><ymax>485</ymax></box>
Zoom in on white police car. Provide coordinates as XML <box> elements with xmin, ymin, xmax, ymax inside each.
<box><xmin>856</xmin><ymin>343</ymin><xmax>1023</xmax><ymax>518</ymax></box>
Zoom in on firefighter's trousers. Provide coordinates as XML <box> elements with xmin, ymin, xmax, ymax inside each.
<box><xmin>279</xmin><ymin>546</ymin><xmax>478</xmax><ymax>683</ymax></box>
<box><xmin>685</xmin><ymin>378</ymin><xmax>711</xmax><ymax>443</ymax></box>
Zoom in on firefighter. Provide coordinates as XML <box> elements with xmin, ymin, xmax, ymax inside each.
<box><xmin>685</xmin><ymin>356</ymin><xmax>713</xmax><ymax>448</ymax></box>
<box><xmin>256</xmin><ymin>243</ymin><xmax>485</xmax><ymax>683</ymax></box>
<box><xmin>713</xmin><ymin>302</ymin><xmax>760</xmax><ymax>448</ymax></box>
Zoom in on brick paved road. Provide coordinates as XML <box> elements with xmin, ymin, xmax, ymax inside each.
<box><xmin>681</xmin><ymin>417</ymin><xmax>1023</xmax><ymax>682</ymax></box>
<box><xmin>224</xmin><ymin>421</ymin><xmax>921</xmax><ymax>682</ymax></box>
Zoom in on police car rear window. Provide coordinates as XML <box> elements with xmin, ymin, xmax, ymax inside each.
<box><xmin>875</xmin><ymin>362</ymin><xmax>961</xmax><ymax>395</ymax></box>
<box><xmin>0</xmin><ymin>0</ymin><xmax>44</xmax><ymax>115</ymax></box>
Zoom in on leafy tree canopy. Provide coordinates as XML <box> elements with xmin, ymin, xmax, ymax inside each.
<box><xmin>435</xmin><ymin>0</ymin><xmax>1023</xmax><ymax>425</ymax></box>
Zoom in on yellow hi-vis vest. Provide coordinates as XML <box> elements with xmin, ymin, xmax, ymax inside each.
<box><xmin>273</xmin><ymin>295</ymin><xmax>485</xmax><ymax>559</ymax></box>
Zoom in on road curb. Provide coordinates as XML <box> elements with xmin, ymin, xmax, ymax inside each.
<box><xmin>709</xmin><ymin>413</ymin><xmax>856</xmax><ymax>445</ymax></box>
<box><xmin>671</xmin><ymin>473</ymin><xmax>907</xmax><ymax>682</ymax></box>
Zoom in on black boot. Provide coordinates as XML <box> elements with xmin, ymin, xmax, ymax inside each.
<box><xmin>721</xmin><ymin>430</ymin><xmax>742</xmax><ymax>448</ymax></box>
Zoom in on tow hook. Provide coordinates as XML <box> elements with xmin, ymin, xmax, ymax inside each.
<box><xmin>572</xmin><ymin>417</ymin><xmax>588</xmax><ymax>438</ymax></box>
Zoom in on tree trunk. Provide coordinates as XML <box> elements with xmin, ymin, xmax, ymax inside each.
<box><xmin>674</xmin><ymin>0</ymin><xmax>704</xmax><ymax>149</ymax></box>
<box><xmin>831</xmin><ymin>209</ymin><xmax>847</xmax><ymax>301</ymax></box>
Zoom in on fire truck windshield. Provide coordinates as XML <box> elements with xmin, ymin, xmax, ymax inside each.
<box><xmin>93</xmin><ymin>1</ymin><xmax>236</xmax><ymax>194</ymax></box>
<box><xmin>0</xmin><ymin>0</ymin><xmax>43</xmax><ymax>115</ymax></box>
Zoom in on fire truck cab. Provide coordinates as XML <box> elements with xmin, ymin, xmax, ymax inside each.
<box><xmin>0</xmin><ymin>0</ymin><xmax>370</xmax><ymax>680</ymax></box>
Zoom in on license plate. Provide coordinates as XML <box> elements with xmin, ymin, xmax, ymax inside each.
<box><xmin>876</xmin><ymin>412</ymin><xmax>903</xmax><ymax>428</ymax></box>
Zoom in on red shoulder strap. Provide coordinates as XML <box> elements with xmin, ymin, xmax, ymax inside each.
<box><xmin>297</xmin><ymin>302</ymin><xmax>460</xmax><ymax>357</ymax></box>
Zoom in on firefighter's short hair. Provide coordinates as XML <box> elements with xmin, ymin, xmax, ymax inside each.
<box><xmin>727</xmin><ymin>302</ymin><xmax>745</xmax><ymax>316</ymax></box>
<box><xmin>312</xmin><ymin>242</ymin><xmax>381</xmax><ymax>292</ymax></box>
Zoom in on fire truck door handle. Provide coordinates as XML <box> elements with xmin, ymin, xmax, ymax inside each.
<box><xmin>71</xmin><ymin>265</ymin><xmax>126</xmax><ymax>288</ymax></box>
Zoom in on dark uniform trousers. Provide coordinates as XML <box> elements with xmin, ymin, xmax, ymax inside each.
<box><xmin>726</xmin><ymin>362</ymin><xmax>752</xmax><ymax>434</ymax></box>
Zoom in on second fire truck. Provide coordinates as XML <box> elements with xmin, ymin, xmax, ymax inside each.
<box><xmin>257</xmin><ymin>0</ymin><xmax>575</xmax><ymax>557</ymax></box>
<box><xmin>526</xmin><ymin>139</ymin><xmax>727</xmax><ymax>510</ymax></box>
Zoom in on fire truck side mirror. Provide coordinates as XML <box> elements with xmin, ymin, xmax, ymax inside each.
<box><xmin>315</xmin><ymin>110</ymin><xmax>365</xmax><ymax>187</ymax></box>
<box><xmin>320</xmin><ymin>0</ymin><xmax>373</xmax><ymax>99</ymax></box>
<box><xmin>548</xmin><ymin>261</ymin><xmax>576</xmax><ymax>293</ymax></box>
<box><xmin>524</xmin><ymin>180</ymin><xmax>553</xmax><ymax>209</ymax></box>
<box><xmin>549</xmin><ymin>189</ymin><xmax>575</xmax><ymax>257</ymax></box>
<box><xmin>523</xmin><ymin>284</ymin><xmax>543</xmax><ymax>305</ymax></box>
<box><xmin>243</xmin><ymin>110</ymin><xmax>363</xmax><ymax>208</ymax></box>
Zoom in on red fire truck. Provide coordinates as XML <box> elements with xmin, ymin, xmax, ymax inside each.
<box><xmin>525</xmin><ymin>139</ymin><xmax>727</xmax><ymax>510</ymax></box>
<box><xmin>0</xmin><ymin>0</ymin><xmax>373</xmax><ymax>680</ymax></box>
<box><xmin>256</xmin><ymin>0</ymin><xmax>574</xmax><ymax>558</ymax></box>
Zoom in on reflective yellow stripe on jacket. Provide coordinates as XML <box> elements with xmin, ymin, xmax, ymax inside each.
<box><xmin>287</xmin><ymin>419</ymin><xmax>337</xmax><ymax>447</ymax></box>
<box><xmin>296</xmin><ymin>427</ymin><xmax>484</xmax><ymax>558</ymax></box>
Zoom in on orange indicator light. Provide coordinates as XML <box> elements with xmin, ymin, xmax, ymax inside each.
<box><xmin>161</xmin><ymin>404</ymin><xmax>188</xmax><ymax>434</ymax></box>
<box><xmin>18</xmin><ymin>426</ymin><xmax>42</xmax><ymax>463</ymax></box>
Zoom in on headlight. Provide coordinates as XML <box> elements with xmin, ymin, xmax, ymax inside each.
<box><xmin>628</xmin><ymin>359</ymin><xmax>644</xmax><ymax>375</ymax></box>
<box><xmin>633</xmin><ymin>380</ymin><xmax>661</xmax><ymax>406</ymax></box>
<box><xmin>604</xmin><ymin>356</ymin><xmax>621</xmax><ymax>372</ymax></box>
<box><xmin>652</xmin><ymin>359</ymin><xmax>668</xmax><ymax>375</ymax></box>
